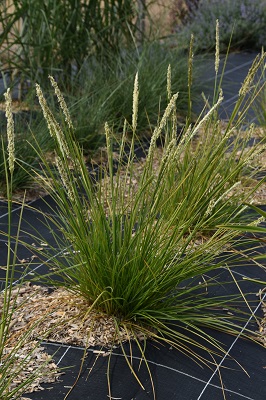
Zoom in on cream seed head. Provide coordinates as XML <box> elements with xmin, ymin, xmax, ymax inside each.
<box><xmin>192</xmin><ymin>89</ymin><xmax>224</xmax><ymax>137</ymax></box>
<box><xmin>214</xmin><ymin>181</ymin><xmax>241</xmax><ymax>211</ymax></box>
<box><xmin>249</xmin><ymin>216</ymin><xmax>265</xmax><ymax>227</ymax></box>
<box><xmin>36</xmin><ymin>83</ymin><xmax>70</xmax><ymax>158</ymax></box>
<box><xmin>132</xmin><ymin>72</ymin><xmax>139</xmax><ymax>135</ymax></box>
<box><xmin>215</xmin><ymin>19</ymin><xmax>220</xmax><ymax>75</ymax></box>
<box><xmin>147</xmin><ymin>93</ymin><xmax>179</xmax><ymax>163</ymax></box>
<box><xmin>188</xmin><ymin>34</ymin><xmax>194</xmax><ymax>89</ymax></box>
<box><xmin>167</xmin><ymin>64</ymin><xmax>172</xmax><ymax>102</ymax></box>
<box><xmin>53</xmin><ymin>119</ymin><xmax>70</xmax><ymax>158</ymax></box>
<box><xmin>104</xmin><ymin>122</ymin><xmax>111</xmax><ymax>149</ymax></box>
<box><xmin>36</xmin><ymin>84</ymin><xmax>54</xmax><ymax>138</ymax></box>
<box><xmin>176</xmin><ymin>124</ymin><xmax>193</xmax><ymax>150</ymax></box>
<box><xmin>55</xmin><ymin>156</ymin><xmax>75</xmax><ymax>201</ymax></box>
<box><xmin>239</xmin><ymin>53</ymin><xmax>264</xmax><ymax>97</ymax></box>
<box><xmin>158</xmin><ymin>93</ymin><xmax>179</xmax><ymax>134</ymax></box>
<box><xmin>4</xmin><ymin>88</ymin><xmax>15</xmax><ymax>174</ymax></box>
<box><xmin>161</xmin><ymin>137</ymin><xmax>177</xmax><ymax>166</ymax></box>
<box><xmin>49</xmin><ymin>75</ymin><xmax>74</xmax><ymax>130</ymax></box>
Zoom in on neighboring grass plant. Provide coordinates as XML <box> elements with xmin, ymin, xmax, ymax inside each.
<box><xmin>161</xmin><ymin>33</ymin><xmax>266</xmax><ymax>235</ymax></box>
<box><xmin>0</xmin><ymin>0</ymin><xmax>137</xmax><ymax>90</ymax></box>
<box><xmin>0</xmin><ymin>94</ymin><xmax>57</xmax><ymax>398</ymax></box>
<box><xmin>15</xmin><ymin>48</ymin><xmax>266</xmax><ymax>397</ymax></box>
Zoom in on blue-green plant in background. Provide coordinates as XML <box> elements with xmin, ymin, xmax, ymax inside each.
<box><xmin>174</xmin><ymin>0</ymin><xmax>266</xmax><ymax>52</ymax></box>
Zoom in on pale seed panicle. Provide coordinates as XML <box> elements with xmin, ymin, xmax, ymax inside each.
<box><xmin>55</xmin><ymin>156</ymin><xmax>75</xmax><ymax>202</ymax></box>
<box><xmin>188</xmin><ymin>34</ymin><xmax>194</xmax><ymax>89</ymax></box>
<box><xmin>192</xmin><ymin>89</ymin><xmax>224</xmax><ymax>137</ymax></box>
<box><xmin>167</xmin><ymin>64</ymin><xmax>172</xmax><ymax>102</ymax></box>
<box><xmin>132</xmin><ymin>72</ymin><xmax>139</xmax><ymax>135</ymax></box>
<box><xmin>147</xmin><ymin>93</ymin><xmax>179</xmax><ymax>164</ymax></box>
<box><xmin>49</xmin><ymin>76</ymin><xmax>74</xmax><ymax>130</ymax></box>
<box><xmin>36</xmin><ymin>83</ymin><xmax>70</xmax><ymax>157</ymax></box>
<box><xmin>215</xmin><ymin>19</ymin><xmax>220</xmax><ymax>74</ymax></box>
<box><xmin>239</xmin><ymin>52</ymin><xmax>265</xmax><ymax>96</ymax></box>
<box><xmin>4</xmin><ymin>88</ymin><xmax>15</xmax><ymax>174</ymax></box>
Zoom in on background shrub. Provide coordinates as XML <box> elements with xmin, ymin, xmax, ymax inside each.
<box><xmin>173</xmin><ymin>0</ymin><xmax>266</xmax><ymax>52</ymax></box>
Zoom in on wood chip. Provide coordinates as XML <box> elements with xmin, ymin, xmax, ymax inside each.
<box><xmin>0</xmin><ymin>283</ymin><xmax>147</xmax><ymax>397</ymax></box>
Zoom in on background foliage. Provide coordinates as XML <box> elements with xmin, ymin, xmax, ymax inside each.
<box><xmin>173</xmin><ymin>0</ymin><xmax>266</xmax><ymax>52</ymax></box>
<box><xmin>0</xmin><ymin>0</ymin><xmax>136</xmax><ymax>89</ymax></box>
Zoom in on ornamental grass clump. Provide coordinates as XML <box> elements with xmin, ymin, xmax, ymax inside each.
<box><xmin>17</xmin><ymin>45</ymin><xmax>266</xmax><ymax>396</ymax></box>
